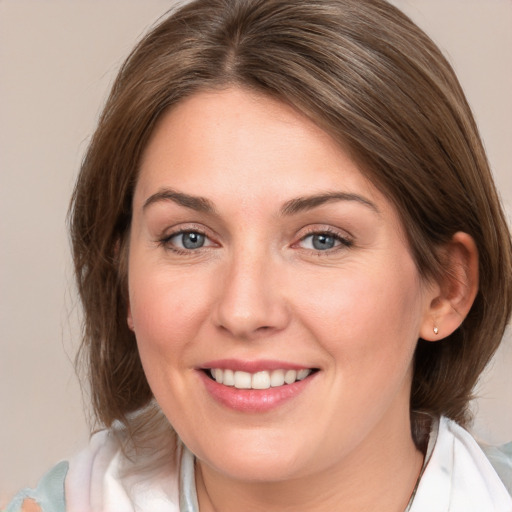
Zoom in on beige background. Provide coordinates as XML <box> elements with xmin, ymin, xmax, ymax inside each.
<box><xmin>0</xmin><ymin>0</ymin><xmax>511</xmax><ymax>503</ymax></box>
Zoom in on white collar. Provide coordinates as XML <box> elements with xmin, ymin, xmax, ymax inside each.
<box><xmin>409</xmin><ymin>416</ymin><xmax>512</xmax><ymax>511</ymax></box>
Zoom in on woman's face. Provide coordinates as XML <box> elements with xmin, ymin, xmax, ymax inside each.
<box><xmin>128</xmin><ymin>87</ymin><xmax>435</xmax><ymax>482</ymax></box>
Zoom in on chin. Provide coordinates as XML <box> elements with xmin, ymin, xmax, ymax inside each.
<box><xmin>209</xmin><ymin>453</ymin><xmax>305</xmax><ymax>483</ymax></box>
<box><xmin>193</xmin><ymin>431</ymin><xmax>311</xmax><ymax>482</ymax></box>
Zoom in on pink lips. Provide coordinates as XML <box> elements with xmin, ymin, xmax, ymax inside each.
<box><xmin>198</xmin><ymin>359</ymin><xmax>317</xmax><ymax>412</ymax></box>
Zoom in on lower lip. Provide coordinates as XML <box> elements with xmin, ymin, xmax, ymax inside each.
<box><xmin>198</xmin><ymin>371</ymin><xmax>317</xmax><ymax>412</ymax></box>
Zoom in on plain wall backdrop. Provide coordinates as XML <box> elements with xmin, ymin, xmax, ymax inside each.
<box><xmin>1</xmin><ymin>0</ymin><xmax>511</xmax><ymax>504</ymax></box>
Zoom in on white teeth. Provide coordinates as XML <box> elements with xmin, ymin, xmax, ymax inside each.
<box><xmin>234</xmin><ymin>371</ymin><xmax>252</xmax><ymax>389</ymax></box>
<box><xmin>209</xmin><ymin>368</ymin><xmax>313</xmax><ymax>389</ymax></box>
<box><xmin>223</xmin><ymin>369</ymin><xmax>235</xmax><ymax>386</ymax></box>
<box><xmin>270</xmin><ymin>369</ymin><xmax>285</xmax><ymax>387</ymax></box>
<box><xmin>252</xmin><ymin>371</ymin><xmax>271</xmax><ymax>390</ymax></box>
<box><xmin>297</xmin><ymin>369</ymin><xmax>311</xmax><ymax>380</ymax></box>
<box><xmin>284</xmin><ymin>369</ymin><xmax>297</xmax><ymax>384</ymax></box>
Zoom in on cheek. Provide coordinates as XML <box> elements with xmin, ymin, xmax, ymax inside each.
<box><xmin>128</xmin><ymin>263</ymin><xmax>212</xmax><ymax>360</ymax></box>
<box><xmin>294</xmin><ymin>258</ymin><xmax>424</xmax><ymax>368</ymax></box>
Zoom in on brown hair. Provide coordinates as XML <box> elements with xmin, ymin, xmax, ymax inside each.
<box><xmin>70</xmin><ymin>0</ymin><xmax>512</xmax><ymax>446</ymax></box>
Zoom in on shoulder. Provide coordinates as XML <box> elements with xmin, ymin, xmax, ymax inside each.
<box><xmin>5</xmin><ymin>429</ymin><xmax>181</xmax><ymax>512</ymax></box>
<box><xmin>67</xmin><ymin>428</ymin><xmax>181</xmax><ymax>512</ymax></box>
<box><xmin>410</xmin><ymin>416</ymin><xmax>512</xmax><ymax>512</ymax></box>
<box><xmin>4</xmin><ymin>461</ymin><xmax>68</xmax><ymax>512</ymax></box>
<box><xmin>478</xmin><ymin>437</ymin><xmax>512</xmax><ymax>496</ymax></box>
<box><xmin>443</xmin><ymin>418</ymin><xmax>512</xmax><ymax>495</ymax></box>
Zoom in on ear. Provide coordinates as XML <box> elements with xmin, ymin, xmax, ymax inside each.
<box><xmin>420</xmin><ymin>232</ymin><xmax>479</xmax><ymax>341</ymax></box>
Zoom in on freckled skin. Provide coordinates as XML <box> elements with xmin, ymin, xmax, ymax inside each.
<box><xmin>127</xmin><ymin>88</ymin><xmax>435</xmax><ymax>510</ymax></box>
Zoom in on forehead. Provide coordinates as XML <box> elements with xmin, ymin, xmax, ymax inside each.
<box><xmin>135</xmin><ymin>87</ymin><xmax>383</xmax><ymax>210</ymax></box>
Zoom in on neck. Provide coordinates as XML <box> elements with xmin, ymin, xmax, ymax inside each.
<box><xmin>195</xmin><ymin>412</ymin><xmax>424</xmax><ymax>512</ymax></box>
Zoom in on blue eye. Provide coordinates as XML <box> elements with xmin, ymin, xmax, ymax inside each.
<box><xmin>311</xmin><ymin>233</ymin><xmax>337</xmax><ymax>250</ymax></box>
<box><xmin>169</xmin><ymin>231</ymin><xmax>207</xmax><ymax>250</ymax></box>
<box><xmin>299</xmin><ymin>232</ymin><xmax>351</xmax><ymax>251</ymax></box>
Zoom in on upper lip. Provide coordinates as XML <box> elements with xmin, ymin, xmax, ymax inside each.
<box><xmin>200</xmin><ymin>359</ymin><xmax>315</xmax><ymax>373</ymax></box>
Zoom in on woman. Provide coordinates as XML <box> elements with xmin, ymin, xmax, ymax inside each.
<box><xmin>7</xmin><ymin>0</ymin><xmax>512</xmax><ymax>510</ymax></box>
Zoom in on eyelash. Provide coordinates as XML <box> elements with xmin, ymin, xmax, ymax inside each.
<box><xmin>158</xmin><ymin>226</ymin><xmax>354</xmax><ymax>255</ymax></box>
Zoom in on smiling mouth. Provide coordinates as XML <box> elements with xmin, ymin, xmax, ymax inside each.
<box><xmin>206</xmin><ymin>368</ymin><xmax>317</xmax><ymax>390</ymax></box>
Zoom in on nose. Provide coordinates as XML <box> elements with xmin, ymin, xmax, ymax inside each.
<box><xmin>212</xmin><ymin>248</ymin><xmax>290</xmax><ymax>340</ymax></box>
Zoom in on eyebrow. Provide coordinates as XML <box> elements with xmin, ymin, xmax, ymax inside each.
<box><xmin>281</xmin><ymin>192</ymin><xmax>379</xmax><ymax>216</ymax></box>
<box><xmin>143</xmin><ymin>188</ymin><xmax>217</xmax><ymax>214</ymax></box>
<box><xmin>143</xmin><ymin>188</ymin><xmax>379</xmax><ymax>216</ymax></box>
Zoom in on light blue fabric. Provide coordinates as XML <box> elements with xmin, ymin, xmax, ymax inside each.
<box><xmin>480</xmin><ymin>441</ymin><xmax>512</xmax><ymax>496</ymax></box>
<box><xmin>4</xmin><ymin>461</ymin><xmax>68</xmax><ymax>512</ymax></box>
